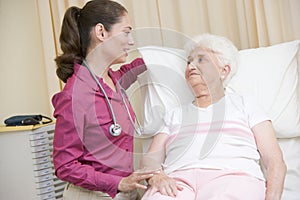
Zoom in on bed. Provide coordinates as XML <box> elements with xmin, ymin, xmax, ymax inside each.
<box><xmin>135</xmin><ymin>39</ymin><xmax>300</xmax><ymax>199</ymax></box>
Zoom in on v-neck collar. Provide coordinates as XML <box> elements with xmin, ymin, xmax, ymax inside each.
<box><xmin>74</xmin><ymin>63</ymin><xmax>121</xmax><ymax>100</ymax></box>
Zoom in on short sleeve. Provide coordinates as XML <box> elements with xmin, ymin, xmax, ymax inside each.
<box><xmin>243</xmin><ymin>95</ymin><xmax>271</xmax><ymax>128</ymax></box>
<box><xmin>159</xmin><ymin>107</ymin><xmax>182</xmax><ymax>135</ymax></box>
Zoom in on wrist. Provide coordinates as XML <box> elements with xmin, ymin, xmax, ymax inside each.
<box><xmin>117</xmin><ymin>177</ymin><xmax>125</xmax><ymax>192</ymax></box>
<box><xmin>265</xmin><ymin>191</ymin><xmax>282</xmax><ymax>200</ymax></box>
<box><xmin>146</xmin><ymin>169</ymin><xmax>164</xmax><ymax>185</ymax></box>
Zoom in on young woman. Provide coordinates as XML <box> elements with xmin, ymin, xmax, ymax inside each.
<box><xmin>52</xmin><ymin>1</ymin><xmax>153</xmax><ymax>199</ymax></box>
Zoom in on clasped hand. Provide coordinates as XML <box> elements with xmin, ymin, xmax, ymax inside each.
<box><xmin>118</xmin><ymin>168</ymin><xmax>160</xmax><ymax>192</ymax></box>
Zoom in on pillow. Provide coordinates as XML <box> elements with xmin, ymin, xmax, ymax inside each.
<box><xmin>136</xmin><ymin>46</ymin><xmax>194</xmax><ymax>135</ymax></box>
<box><xmin>227</xmin><ymin>40</ymin><xmax>300</xmax><ymax>138</ymax></box>
<box><xmin>137</xmin><ymin>40</ymin><xmax>300</xmax><ymax>138</ymax></box>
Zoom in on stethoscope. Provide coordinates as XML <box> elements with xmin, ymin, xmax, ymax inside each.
<box><xmin>82</xmin><ymin>60</ymin><xmax>143</xmax><ymax>137</ymax></box>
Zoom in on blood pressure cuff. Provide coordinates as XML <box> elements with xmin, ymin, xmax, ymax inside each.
<box><xmin>4</xmin><ymin>114</ymin><xmax>53</xmax><ymax>126</ymax></box>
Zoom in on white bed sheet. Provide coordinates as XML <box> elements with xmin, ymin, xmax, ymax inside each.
<box><xmin>278</xmin><ymin>137</ymin><xmax>300</xmax><ymax>200</ymax></box>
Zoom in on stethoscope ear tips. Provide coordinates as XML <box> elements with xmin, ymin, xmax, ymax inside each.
<box><xmin>109</xmin><ymin>123</ymin><xmax>122</xmax><ymax>136</ymax></box>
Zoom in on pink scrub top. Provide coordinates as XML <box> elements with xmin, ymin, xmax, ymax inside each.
<box><xmin>52</xmin><ymin>58</ymin><xmax>146</xmax><ymax>198</ymax></box>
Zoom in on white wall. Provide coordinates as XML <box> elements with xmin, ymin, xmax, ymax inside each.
<box><xmin>0</xmin><ymin>0</ymin><xmax>52</xmax><ymax>123</ymax></box>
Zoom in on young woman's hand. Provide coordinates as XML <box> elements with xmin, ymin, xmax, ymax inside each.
<box><xmin>147</xmin><ymin>171</ymin><xmax>183</xmax><ymax>197</ymax></box>
<box><xmin>118</xmin><ymin>169</ymin><xmax>157</xmax><ymax>192</ymax></box>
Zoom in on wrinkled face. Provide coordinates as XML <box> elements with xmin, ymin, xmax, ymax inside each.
<box><xmin>185</xmin><ymin>46</ymin><xmax>223</xmax><ymax>93</ymax></box>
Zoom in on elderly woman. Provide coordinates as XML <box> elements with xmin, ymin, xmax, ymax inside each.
<box><xmin>141</xmin><ymin>33</ymin><xmax>286</xmax><ymax>200</ymax></box>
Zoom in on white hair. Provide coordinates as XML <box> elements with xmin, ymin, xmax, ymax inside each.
<box><xmin>184</xmin><ymin>33</ymin><xmax>239</xmax><ymax>87</ymax></box>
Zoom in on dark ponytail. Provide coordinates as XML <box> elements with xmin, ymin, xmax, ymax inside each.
<box><xmin>55</xmin><ymin>6</ymin><xmax>82</xmax><ymax>83</ymax></box>
<box><xmin>55</xmin><ymin>0</ymin><xmax>127</xmax><ymax>83</ymax></box>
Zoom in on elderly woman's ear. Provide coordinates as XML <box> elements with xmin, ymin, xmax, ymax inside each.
<box><xmin>221</xmin><ymin>65</ymin><xmax>231</xmax><ymax>80</ymax></box>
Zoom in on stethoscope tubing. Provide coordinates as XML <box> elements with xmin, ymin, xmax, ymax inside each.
<box><xmin>118</xmin><ymin>84</ymin><xmax>143</xmax><ymax>136</ymax></box>
<box><xmin>82</xmin><ymin>59</ymin><xmax>143</xmax><ymax>137</ymax></box>
<box><xmin>83</xmin><ymin>60</ymin><xmax>119</xmax><ymax>124</ymax></box>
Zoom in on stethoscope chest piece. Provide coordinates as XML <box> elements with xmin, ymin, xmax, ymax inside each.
<box><xmin>109</xmin><ymin>123</ymin><xmax>122</xmax><ymax>136</ymax></box>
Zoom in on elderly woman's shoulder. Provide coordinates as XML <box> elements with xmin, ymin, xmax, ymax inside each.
<box><xmin>226</xmin><ymin>92</ymin><xmax>260</xmax><ymax>110</ymax></box>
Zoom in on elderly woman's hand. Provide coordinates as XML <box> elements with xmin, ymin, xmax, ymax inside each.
<box><xmin>147</xmin><ymin>170</ymin><xmax>183</xmax><ymax>197</ymax></box>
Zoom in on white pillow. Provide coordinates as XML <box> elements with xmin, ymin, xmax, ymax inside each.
<box><xmin>227</xmin><ymin>40</ymin><xmax>300</xmax><ymax>138</ymax></box>
<box><xmin>137</xmin><ymin>46</ymin><xmax>193</xmax><ymax>135</ymax></box>
<box><xmin>138</xmin><ymin>40</ymin><xmax>300</xmax><ymax>138</ymax></box>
